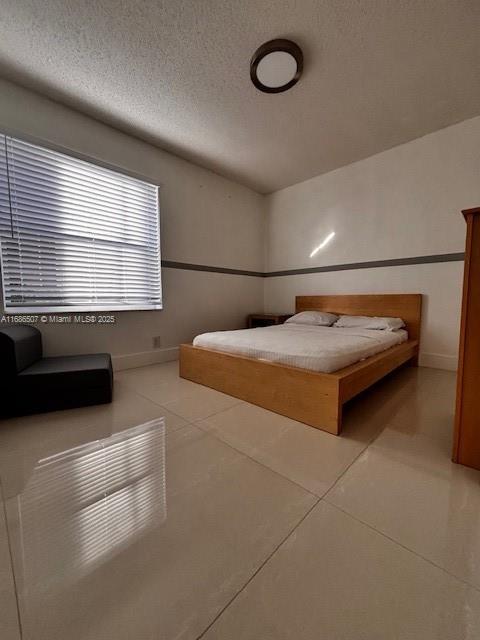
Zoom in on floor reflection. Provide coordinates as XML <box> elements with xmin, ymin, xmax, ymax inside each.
<box><xmin>6</xmin><ymin>418</ymin><xmax>166</xmax><ymax>613</ymax></box>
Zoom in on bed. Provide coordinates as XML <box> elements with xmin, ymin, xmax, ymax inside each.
<box><xmin>193</xmin><ymin>324</ymin><xmax>409</xmax><ymax>374</ymax></box>
<box><xmin>180</xmin><ymin>294</ymin><xmax>422</xmax><ymax>435</ymax></box>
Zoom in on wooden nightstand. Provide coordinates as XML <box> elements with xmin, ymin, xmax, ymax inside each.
<box><xmin>247</xmin><ymin>313</ymin><xmax>291</xmax><ymax>329</ymax></box>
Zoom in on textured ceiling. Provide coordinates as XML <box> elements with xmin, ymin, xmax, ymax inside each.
<box><xmin>1</xmin><ymin>1</ymin><xmax>480</xmax><ymax>193</ymax></box>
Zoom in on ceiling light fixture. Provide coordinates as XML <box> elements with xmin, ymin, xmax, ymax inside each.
<box><xmin>250</xmin><ymin>39</ymin><xmax>303</xmax><ymax>94</ymax></box>
<box><xmin>310</xmin><ymin>232</ymin><xmax>335</xmax><ymax>258</ymax></box>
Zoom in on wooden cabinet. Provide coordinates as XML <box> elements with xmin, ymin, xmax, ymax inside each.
<box><xmin>453</xmin><ymin>207</ymin><xmax>480</xmax><ymax>470</ymax></box>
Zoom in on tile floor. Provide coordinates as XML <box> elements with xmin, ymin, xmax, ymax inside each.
<box><xmin>1</xmin><ymin>361</ymin><xmax>480</xmax><ymax>639</ymax></box>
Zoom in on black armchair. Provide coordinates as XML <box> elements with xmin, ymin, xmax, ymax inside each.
<box><xmin>0</xmin><ymin>325</ymin><xmax>113</xmax><ymax>417</ymax></box>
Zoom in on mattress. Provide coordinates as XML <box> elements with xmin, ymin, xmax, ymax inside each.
<box><xmin>192</xmin><ymin>324</ymin><xmax>409</xmax><ymax>373</ymax></box>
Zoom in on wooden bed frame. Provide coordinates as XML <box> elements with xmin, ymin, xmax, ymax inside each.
<box><xmin>179</xmin><ymin>294</ymin><xmax>422</xmax><ymax>435</ymax></box>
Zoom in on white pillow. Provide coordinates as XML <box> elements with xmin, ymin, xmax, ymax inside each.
<box><xmin>333</xmin><ymin>315</ymin><xmax>405</xmax><ymax>331</ymax></box>
<box><xmin>285</xmin><ymin>311</ymin><xmax>339</xmax><ymax>326</ymax></box>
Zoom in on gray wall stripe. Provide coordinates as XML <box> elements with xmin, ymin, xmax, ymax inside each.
<box><xmin>161</xmin><ymin>260</ymin><xmax>264</xmax><ymax>277</ymax></box>
<box><xmin>162</xmin><ymin>253</ymin><xmax>464</xmax><ymax>278</ymax></box>
<box><xmin>265</xmin><ymin>252</ymin><xmax>465</xmax><ymax>278</ymax></box>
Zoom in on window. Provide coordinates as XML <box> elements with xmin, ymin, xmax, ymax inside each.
<box><xmin>0</xmin><ymin>135</ymin><xmax>162</xmax><ymax>312</ymax></box>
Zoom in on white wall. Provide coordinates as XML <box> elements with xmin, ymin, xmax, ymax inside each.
<box><xmin>0</xmin><ymin>79</ymin><xmax>266</xmax><ymax>367</ymax></box>
<box><xmin>265</xmin><ymin>116</ymin><xmax>480</xmax><ymax>370</ymax></box>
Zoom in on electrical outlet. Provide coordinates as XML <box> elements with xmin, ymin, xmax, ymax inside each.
<box><xmin>153</xmin><ymin>336</ymin><xmax>162</xmax><ymax>349</ymax></box>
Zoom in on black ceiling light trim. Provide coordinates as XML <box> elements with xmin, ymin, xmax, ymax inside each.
<box><xmin>250</xmin><ymin>39</ymin><xmax>303</xmax><ymax>94</ymax></box>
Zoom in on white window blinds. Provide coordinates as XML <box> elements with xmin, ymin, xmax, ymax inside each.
<box><xmin>0</xmin><ymin>135</ymin><xmax>162</xmax><ymax>312</ymax></box>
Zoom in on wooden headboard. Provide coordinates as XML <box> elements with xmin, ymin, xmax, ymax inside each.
<box><xmin>296</xmin><ymin>294</ymin><xmax>422</xmax><ymax>342</ymax></box>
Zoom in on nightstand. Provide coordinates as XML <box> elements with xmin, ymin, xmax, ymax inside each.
<box><xmin>247</xmin><ymin>313</ymin><xmax>291</xmax><ymax>329</ymax></box>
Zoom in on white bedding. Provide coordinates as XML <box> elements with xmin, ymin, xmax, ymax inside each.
<box><xmin>193</xmin><ymin>324</ymin><xmax>408</xmax><ymax>373</ymax></box>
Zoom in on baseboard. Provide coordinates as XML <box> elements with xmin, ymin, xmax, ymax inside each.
<box><xmin>112</xmin><ymin>347</ymin><xmax>179</xmax><ymax>372</ymax></box>
<box><xmin>419</xmin><ymin>352</ymin><xmax>458</xmax><ymax>371</ymax></box>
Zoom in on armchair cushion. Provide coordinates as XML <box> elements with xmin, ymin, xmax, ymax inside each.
<box><xmin>15</xmin><ymin>353</ymin><xmax>114</xmax><ymax>413</ymax></box>
<box><xmin>18</xmin><ymin>353</ymin><xmax>113</xmax><ymax>391</ymax></box>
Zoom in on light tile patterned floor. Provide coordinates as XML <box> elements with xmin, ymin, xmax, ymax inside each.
<box><xmin>1</xmin><ymin>361</ymin><xmax>479</xmax><ymax>639</ymax></box>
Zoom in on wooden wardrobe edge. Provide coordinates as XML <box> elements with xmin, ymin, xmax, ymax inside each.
<box><xmin>453</xmin><ymin>209</ymin><xmax>479</xmax><ymax>466</ymax></box>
